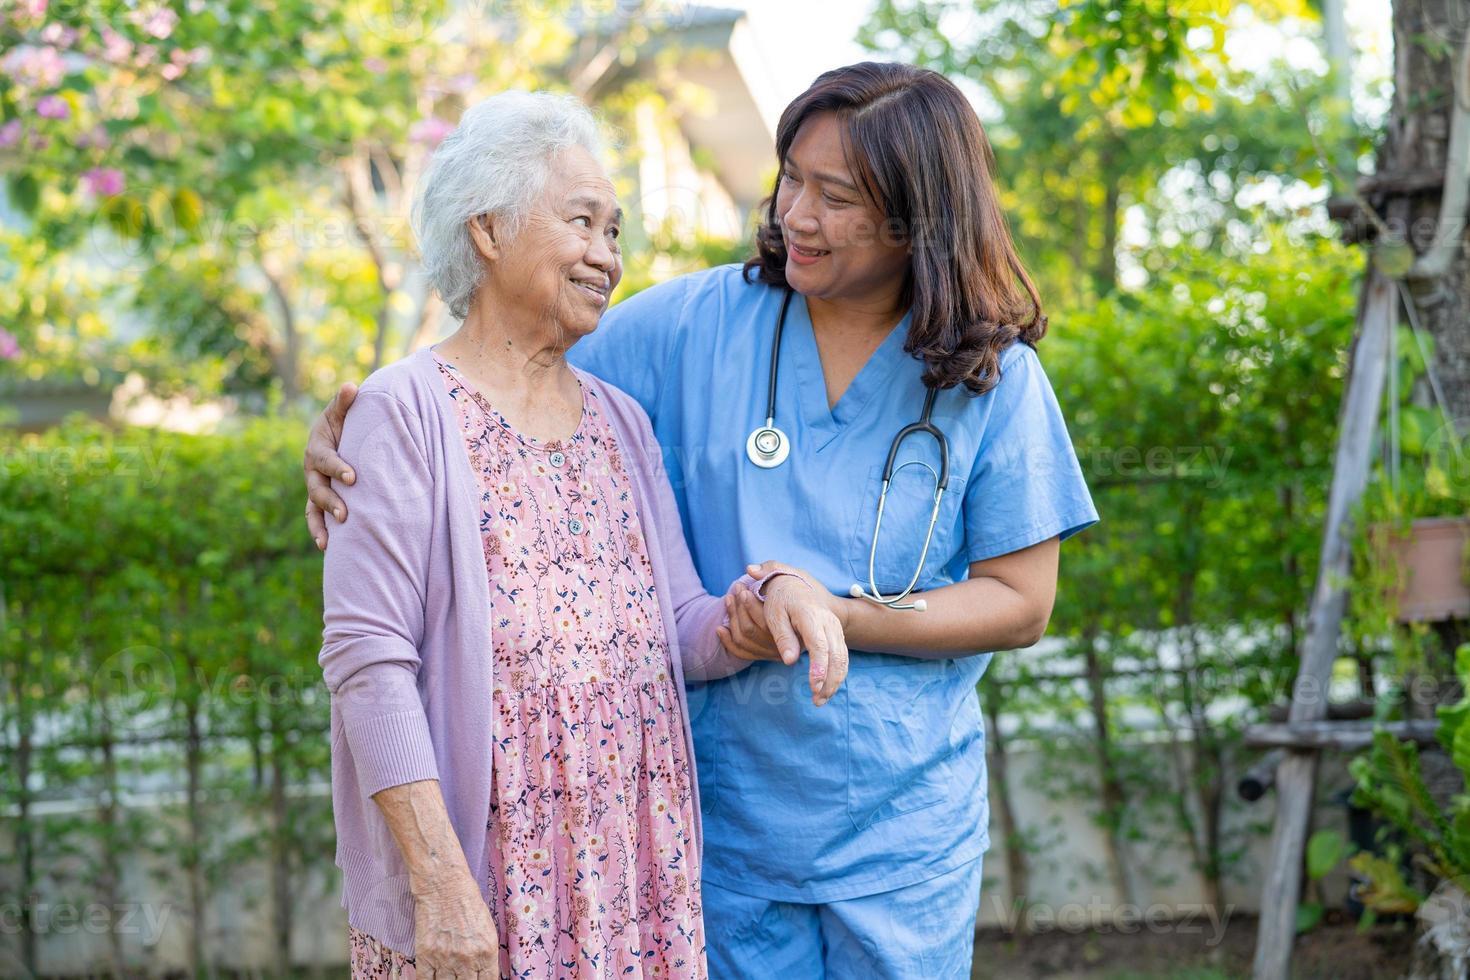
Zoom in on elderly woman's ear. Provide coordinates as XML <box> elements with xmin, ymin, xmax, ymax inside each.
<box><xmin>467</xmin><ymin>213</ymin><xmax>500</xmax><ymax>261</ymax></box>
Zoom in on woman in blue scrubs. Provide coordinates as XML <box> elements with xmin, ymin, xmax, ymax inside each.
<box><xmin>306</xmin><ymin>62</ymin><xmax>1098</xmax><ymax>978</ymax></box>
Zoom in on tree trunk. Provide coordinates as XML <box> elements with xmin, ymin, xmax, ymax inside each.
<box><xmin>1082</xmin><ymin>634</ymin><xmax>1133</xmax><ymax>906</ymax></box>
<box><xmin>981</xmin><ymin>686</ymin><xmax>1031</xmax><ymax>934</ymax></box>
<box><xmin>1381</xmin><ymin>0</ymin><xmax>1470</xmax><ymax>974</ymax></box>
<box><xmin>98</xmin><ymin>714</ymin><xmax>128</xmax><ymax>979</ymax></box>
<box><xmin>270</xmin><ymin>715</ymin><xmax>293</xmax><ymax>976</ymax></box>
<box><xmin>185</xmin><ymin>696</ymin><xmax>209</xmax><ymax>980</ymax></box>
<box><xmin>342</xmin><ymin>153</ymin><xmax>401</xmax><ymax>374</ymax></box>
<box><xmin>1093</xmin><ymin>134</ymin><xmax>1122</xmax><ymax>298</ymax></box>
<box><xmin>7</xmin><ymin>591</ymin><xmax>39</xmax><ymax>977</ymax></box>
<box><xmin>180</xmin><ymin>583</ymin><xmax>213</xmax><ymax>980</ymax></box>
<box><xmin>15</xmin><ymin>711</ymin><xmax>37</xmax><ymax>976</ymax></box>
<box><xmin>1393</xmin><ymin>0</ymin><xmax>1470</xmax><ymax>422</ymax></box>
<box><xmin>259</xmin><ymin>260</ymin><xmax>300</xmax><ymax>406</ymax></box>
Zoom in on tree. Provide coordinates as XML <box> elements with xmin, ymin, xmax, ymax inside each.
<box><xmin>0</xmin><ymin>0</ymin><xmax>582</xmax><ymax>405</ymax></box>
<box><xmin>859</xmin><ymin>0</ymin><xmax>1370</xmax><ymax>307</ymax></box>
<box><xmin>1364</xmin><ymin>0</ymin><xmax>1470</xmax><ymax>423</ymax></box>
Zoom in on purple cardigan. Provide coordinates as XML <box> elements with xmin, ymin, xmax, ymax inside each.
<box><xmin>319</xmin><ymin>347</ymin><xmax>751</xmax><ymax>957</ymax></box>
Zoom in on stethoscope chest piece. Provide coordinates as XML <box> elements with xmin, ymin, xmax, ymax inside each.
<box><xmin>746</xmin><ymin>424</ymin><xmax>790</xmax><ymax>468</ymax></box>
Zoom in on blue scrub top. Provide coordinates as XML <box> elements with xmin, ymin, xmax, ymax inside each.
<box><xmin>568</xmin><ymin>264</ymin><xmax>1099</xmax><ymax>902</ymax></box>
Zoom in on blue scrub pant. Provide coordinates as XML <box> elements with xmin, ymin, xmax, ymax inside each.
<box><xmin>702</xmin><ymin>853</ymin><xmax>984</xmax><ymax>979</ymax></box>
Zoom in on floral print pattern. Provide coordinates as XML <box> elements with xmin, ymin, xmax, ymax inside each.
<box><xmin>347</xmin><ymin>353</ymin><xmax>706</xmax><ymax>979</ymax></box>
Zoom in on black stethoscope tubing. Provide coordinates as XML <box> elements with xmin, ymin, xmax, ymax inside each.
<box><xmin>750</xmin><ymin>288</ymin><xmax>951</xmax><ymax>610</ymax></box>
<box><xmin>758</xmin><ymin>288</ymin><xmax>950</xmax><ymax>489</ymax></box>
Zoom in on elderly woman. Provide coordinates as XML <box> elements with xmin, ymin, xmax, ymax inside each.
<box><xmin>319</xmin><ymin>91</ymin><xmax>847</xmax><ymax>980</ymax></box>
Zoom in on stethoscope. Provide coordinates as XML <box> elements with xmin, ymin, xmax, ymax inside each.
<box><xmin>746</xmin><ymin>290</ymin><xmax>949</xmax><ymax>611</ymax></box>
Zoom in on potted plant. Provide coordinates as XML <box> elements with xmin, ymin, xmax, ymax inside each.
<box><xmin>1357</xmin><ymin>410</ymin><xmax>1470</xmax><ymax>625</ymax></box>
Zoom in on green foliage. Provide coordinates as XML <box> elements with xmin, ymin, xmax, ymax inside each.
<box><xmin>1351</xmin><ymin>644</ymin><xmax>1470</xmax><ymax>889</ymax></box>
<box><xmin>1347</xmin><ymin>849</ymin><xmax>1423</xmax><ymax>918</ymax></box>
<box><xmin>1307</xmin><ymin>829</ymin><xmax>1348</xmax><ymax>880</ymax></box>
<box><xmin>982</xmin><ymin>222</ymin><xmax>1359</xmax><ymax>894</ymax></box>
<box><xmin>859</xmin><ymin>0</ymin><xmax>1375</xmax><ymax>308</ymax></box>
<box><xmin>0</xmin><ymin>2</ymin><xmax>750</xmax><ymax>406</ymax></box>
<box><xmin>1297</xmin><ymin>828</ymin><xmax>1347</xmax><ymax>933</ymax></box>
<box><xmin>0</xmin><ymin>414</ymin><xmax>331</xmax><ymax>972</ymax></box>
<box><xmin>0</xmin><ymin>0</ymin><xmax>1416</xmax><ymax>957</ymax></box>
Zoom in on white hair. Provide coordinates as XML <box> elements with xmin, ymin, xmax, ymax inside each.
<box><xmin>411</xmin><ymin>91</ymin><xmax>607</xmax><ymax>320</ymax></box>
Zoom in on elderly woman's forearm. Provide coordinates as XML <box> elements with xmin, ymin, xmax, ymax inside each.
<box><xmin>371</xmin><ymin>778</ymin><xmax>475</xmax><ymax>895</ymax></box>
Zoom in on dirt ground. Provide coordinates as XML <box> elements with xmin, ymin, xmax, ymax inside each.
<box><xmin>971</xmin><ymin>909</ymin><xmax>1417</xmax><ymax>979</ymax></box>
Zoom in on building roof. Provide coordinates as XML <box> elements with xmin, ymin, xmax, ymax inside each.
<box><xmin>567</xmin><ymin>5</ymin><xmax>778</xmax><ymax>212</ymax></box>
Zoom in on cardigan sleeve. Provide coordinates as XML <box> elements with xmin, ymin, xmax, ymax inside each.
<box><xmin>626</xmin><ymin>400</ymin><xmax>753</xmax><ymax>682</ymax></box>
<box><xmin>319</xmin><ymin>390</ymin><xmax>441</xmax><ymax>797</ymax></box>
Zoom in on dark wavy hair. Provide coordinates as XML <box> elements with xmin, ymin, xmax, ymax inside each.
<box><xmin>742</xmin><ymin>62</ymin><xmax>1047</xmax><ymax>395</ymax></box>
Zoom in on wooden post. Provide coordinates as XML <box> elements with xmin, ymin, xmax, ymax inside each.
<box><xmin>1250</xmin><ymin>265</ymin><xmax>1396</xmax><ymax>980</ymax></box>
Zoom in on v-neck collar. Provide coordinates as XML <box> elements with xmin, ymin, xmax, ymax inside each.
<box><xmin>789</xmin><ymin>292</ymin><xmax>913</xmax><ymax>450</ymax></box>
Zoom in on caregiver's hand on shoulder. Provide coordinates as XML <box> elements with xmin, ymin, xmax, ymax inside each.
<box><xmin>303</xmin><ymin>381</ymin><xmax>360</xmax><ymax>551</ymax></box>
<box><xmin>411</xmin><ymin>868</ymin><xmax>501</xmax><ymax>976</ymax></box>
<box><xmin>717</xmin><ymin>562</ymin><xmax>849</xmax><ymax>706</ymax></box>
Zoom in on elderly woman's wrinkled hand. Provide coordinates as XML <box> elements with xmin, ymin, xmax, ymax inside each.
<box><xmin>412</xmin><ymin>869</ymin><xmax>502</xmax><ymax>977</ymax></box>
<box><xmin>716</xmin><ymin>567</ymin><xmax>849</xmax><ymax>707</ymax></box>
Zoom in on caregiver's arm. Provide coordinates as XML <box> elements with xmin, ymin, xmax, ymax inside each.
<box><xmin>744</xmin><ymin>534</ymin><xmax>1059</xmax><ymax>658</ymax></box>
<box><xmin>305</xmin><ymin>382</ymin><xmax>360</xmax><ymax>550</ymax></box>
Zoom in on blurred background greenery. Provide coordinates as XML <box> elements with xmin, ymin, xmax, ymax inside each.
<box><xmin>4</xmin><ymin>0</ymin><xmax>1467</xmax><ymax>977</ymax></box>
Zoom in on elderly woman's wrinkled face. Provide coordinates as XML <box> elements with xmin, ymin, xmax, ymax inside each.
<box><xmin>485</xmin><ymin>145</ymin><xmax>622</xmax><ymax>345</ymax></box>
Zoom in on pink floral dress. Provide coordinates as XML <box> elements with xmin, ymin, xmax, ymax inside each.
<box><xmin>347</xmin><ymin>352</ymin><xmax>706</xmax><ymax>979</ymax></box>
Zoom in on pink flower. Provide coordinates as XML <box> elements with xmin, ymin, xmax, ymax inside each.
<box><xmin>39</xmin><ymin>23</ymin><xmax>77</xmax><ymax>48</ymax></box>
<box><xmin>409</xmin><ymin>117</ymin><xmax>454</xmax><ymax>146</ymax></box>
<box><xmin>2</xmin><ymin>45</ymin><xmax>65</xmax><ymax>89</ymax></box>
<box><xmin>75</xmin><ymin>124</ymin><xmax>110</xmax><ymax>149</ymax></box>
<box><xmin>35</xmin><ymin>94</ymin><xmax>69</xmax><ymax>119</ymax></box>
<box><xmin>99</xmin><ymin>27</ymin><xmax>133</xmax><ymax>64</ymax></box>
<box><xmin>0</xmin><ymin>328</ymin><xmax>20</xmax><ymax>361</ymax></box>
<box><xmin>132</xmin><ymin>5</ymin><xmax>179</xmax><ymax>40</ymax></box>
<box><xmin>0</xmin><ymin>120</ymin><xmax>22</xmax><ymax>148</ymax></box>
<box><xmin>82</xmin><ymin>167</ymin><xmax>124</xmax><ymax>196</ymax></box>
<box><xmin>160</xmin><ymin>46</ymin><xmax>199</xmax><ymax>81</ymax></box>
<box><xmin>364</xmin><ymin>57</ymin><xmax>387</xmax><ymax>74</ymax></box>
<box><xmin>8</xmin><ymin>0</ymin><xmax>47</xmax><ymax>24</ymax></box>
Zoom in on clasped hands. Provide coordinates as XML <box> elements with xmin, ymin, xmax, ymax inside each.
<box><xmin>717</xmin><ymin>561</ymin><xmax>851</xmax><ymax>707</ymax></box>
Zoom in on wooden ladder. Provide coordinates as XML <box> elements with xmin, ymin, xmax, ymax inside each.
<box><xmin>1248</xmin><ymin>265</ymin><xmax>1397</xmax><ymax>980</ymax></box>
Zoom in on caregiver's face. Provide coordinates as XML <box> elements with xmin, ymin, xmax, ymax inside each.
<box><xmin>776</xmin><ymin>111</ymin><xmax>909</xmax><ymax>307</ymax></box>
<box><xmin>491</xmin><ymin>144</ymin><xmax>622</xmax><ymax>344</ymax></box>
